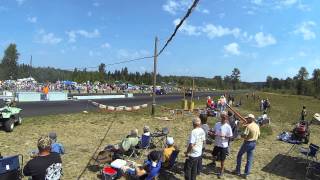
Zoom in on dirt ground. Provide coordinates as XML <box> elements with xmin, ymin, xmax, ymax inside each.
<box><xmin>1</xmin><ymin>92</ymin><xmax>320</xmax><ymax>180</ymax></box>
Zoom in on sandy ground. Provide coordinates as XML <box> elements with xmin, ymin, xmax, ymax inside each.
<box><xmin>1</xmin><ymin>92</ymin><xmax>320</xmax><ymax>180</ymax></box>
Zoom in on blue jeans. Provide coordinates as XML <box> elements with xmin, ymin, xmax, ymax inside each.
<box><xmin>236</xmin><ymin>141</ymin><xmax>256</xmax><ymax>175</ymax></box>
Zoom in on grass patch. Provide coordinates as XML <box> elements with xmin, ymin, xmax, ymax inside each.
<box><xmin>1</xmin><ymin>91</ymin><xmax>320</xmax><ymax>179</ymax></box>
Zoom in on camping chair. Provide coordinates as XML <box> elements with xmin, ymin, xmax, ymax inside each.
<box><xmin>0</xmin><ymin>154</ymin><xmax>23</xmax><ymax>180</ymax></box>
<box><xmin>300</xmin><ymin>143</ymin><xmax>319</xmax><ymax>163</ymax></box>
<box><xmin>151</xmin><ymin>128</ymin><xmax>169</xmax><ymax>148</ymax></box>
<box><xmin>139</xmin><ymin>135</ymin><xmax>152</xmax><ymax>158</ymax></box>
<box><xmin>167</xmin><ymin>150</ymin><xmax>180</xmax><ymax>170</ymax></box>
<box><xmin>306</xmin><ymin>162</ymin><xmax>320</xmax><ymax>179</ymax></box>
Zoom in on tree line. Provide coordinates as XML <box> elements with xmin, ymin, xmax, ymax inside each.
<box><xmin>0</xmin><ymin>43</ymin><xmax>247</xmax><ymax>89</ymax></box>
<box><xmin>264</xmin><ymin>67</ymin><xmax>320</xmax><ymax>98</ymax></box>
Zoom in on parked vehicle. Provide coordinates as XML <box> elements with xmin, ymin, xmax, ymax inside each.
<box><xmin>0</xmin><ymin>100</ymin><xmax>22</xmax><ymax>132</ymax></box>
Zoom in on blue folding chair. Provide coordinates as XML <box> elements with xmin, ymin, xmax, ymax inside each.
<box><xmin>140</xmin><ymin>135</ymin><xmax>151</xmax><ymax>149</ymax></box>
<box><xmin>300</xmin><ymin>143</ymin><xmax>319</xmax><ymax>162</ymax></box>
<box><xmin>167</xmin><ymin>150</ymin><xmax>180</xmax><ymax>169</ymax></box>
<box><xmin>0</xmin><ymin>155</ymin><xmax>23</xmax><ymax>180</ymax></box>
<box><xmin>138</xmin><ymin>135</ymin><xmax>152</xmax><ymax>158</ymax></box>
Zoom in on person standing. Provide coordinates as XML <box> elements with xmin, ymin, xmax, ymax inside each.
<box><xmin>301</xmin><ymin>106</ymin><xmax>307</xmax><ymax>121</ymax></box>
<box><xmin>234</xmin><ymin>114</ymin><xmax>260</xmax><ymax>178</ymax></box>
<box><xmin>184</xmin><ymin>118</ymin><xmax>206</xmax><ymax>180</ymax></box>
<box><xmin>209</xmin><ymin>111</ymin><xmax>233</xmax><ymax>178</ymax></box>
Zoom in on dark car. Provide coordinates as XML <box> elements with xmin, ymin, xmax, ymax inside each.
<box><xmin>156</xmin><ymin>89</ymin><xmax>166</xmax><ymax>95</ymax></box>
<box><xmin>185</xmin><ymin>89</ymin><xmax>193</xmax><ymax>97</ymax></box>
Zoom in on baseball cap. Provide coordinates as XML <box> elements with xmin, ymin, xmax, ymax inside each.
<box><xmin>48</xmin><ymin>132</ymin><xmax>57</xmax><ymax>140</ymax></box>
<box><xmin>37</xmin><ymin>135</ymin><xmax>52</xmax><ymax>151</ymax></box>
<box><xmin>166</xmin><ymin>137</ymin><xmax>174</xmax><ymax>145</ymax></box>
<box><xmin>245</xmin><ymin>114</ymin><xmax>255</xmax><ymax>119</ymax></box>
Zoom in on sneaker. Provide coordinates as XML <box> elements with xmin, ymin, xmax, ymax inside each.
<box><xmin>232</xmin><ymin>170</ymin><xmax>241</xmax><ymax>176</ymax></box>
<box><xmin>242</xmin><ymin>174</ymin><xmax>249</xmax><ymax>179</ymax></box>
<box><xmin>217</xmin><ymin>172</ymin><xmax>224</xmax><ymax>179</ymax></box>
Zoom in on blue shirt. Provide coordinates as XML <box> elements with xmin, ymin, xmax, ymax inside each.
<box><xmin>51</xmin><ymin>143</ymin><xmax>65</xmax><ymax>155</ymax></box>
<box><xmin>144</xmin><ymin>160</ymin><xmax>161</xmax><ymax>180</ymax></box>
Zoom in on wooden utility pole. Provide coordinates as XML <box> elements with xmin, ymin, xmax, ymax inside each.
<box><xmin>152</xmin><ymin>37</ymin><xmax>158</xmax><ymax>116</ymax></box>
<box><xmin>191</xmin><ymin>78</ymin><xmax>195</xmax><ymax>102</ymax></box>
<box><xmin>29</xmin><ymin>55</ymin><xmax>32</xmax><ymax>77</ymax></box>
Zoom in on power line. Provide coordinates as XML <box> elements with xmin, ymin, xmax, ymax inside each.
<box><xmin>71</xmin><ymin>0</ymin><xmax>199</xmax><ymax>71</ymax></box>
<box><xmin>105</xmin><ymin>55</ymin><xmax>154</xmax><ymax>66</ymax></box>
<box><xmin>157</xmin><ymin>0</ymin><xmax>200</xmax><ymax>56</ymax></box>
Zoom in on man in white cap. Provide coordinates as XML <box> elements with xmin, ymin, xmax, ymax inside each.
<box><xmin>234</xmin><ymin>114</ymin><xmax>260</xmax><ymax>178</ymax></box>
<box><xmin>184</xmin><ymin>117</ymin><xmax>206</xmax><ymax>180</ymax></box>
<box><xmin>163</xmin><ymin>137</ymin><xmax>175</xmax><ymax>168</ymax></box>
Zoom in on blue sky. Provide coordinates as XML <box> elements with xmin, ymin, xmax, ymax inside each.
<box><xmin>0</xmin><ymin>0</ymin><xmax>319</xmax><ymax>82</ymax></box>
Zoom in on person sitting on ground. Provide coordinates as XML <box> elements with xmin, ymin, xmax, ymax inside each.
<box><xmin>23</xmin><ymin>135</ymin><xmax>62</xmax><ymax>180</ymax></box>
<box><xmin>49</xmin><ymin>132</ymin><xmax>65</xmax><ymax>155</ymax></box>
<box><xmin>119</xmin><ymin>129</ymin><xmax>140</xmax><ymax>155</ymax></box>
<box><xmin>134</xmin><ymin>150</ymin><xmax>162</xmax><ymax>180</ymax></box>
<box><xmin>162</xmin><ymin>137</ymin><xmax>176</xmax><ymax>168</ymax></box>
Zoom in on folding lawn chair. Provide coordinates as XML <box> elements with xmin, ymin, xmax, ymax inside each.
<box><xmin>300</xmin><ymin>143</ymin><xmax>319</xmax><ymax>163</ymax></box>
<box><xmin>167</xmin><ymin>150</ymin><xmax>180</xmax><ymax>170</ymax></box>
<box><xmin>0</xmin><ymin>154</ymin><xmax>23</xmax><ymax>180</ymax></box>
<box><xmin>151</xmin><ymin>128</ymin><xmax>169</xmax><ymax>148</ymax></box>
<box><xmin>139</xmin><ymin>135</ymin><xmax>152</xmax><ymax>158</ymax></box>
<box><xmin>306</xmin><ymin>161</ymin><xmax>320</xmax><ymax>179</ymax></box>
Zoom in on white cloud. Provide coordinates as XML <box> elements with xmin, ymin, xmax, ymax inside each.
<box><xmin>16</xmin><ymin>0</ymin><xmax>26</xmax><ymax>6</ymax></box>
<box><xmin>202</xmin><ymin>9</ymin><xmax>210</xmax><ymax>14</ymax></box>
<box><xmin>294</xmin><ymin>21</ymin><xmax>316</xmax><ymax>40</ymax></box>
<box><xmin>101</xmin><ymin>42</ymin><xmax>111</xmax><ymax>49</ymax></box>
<box><xmin>224</xmin><ymin>42</ymin><xmax>241</xmax><ymax>56</ymax></box>
<box><xmin>66</xmin><ymin>31</ymin><xmax>76</xmax><ymax>43</ymax></box>
<box><xmin>281</xmin><ymin>0</ymin><xmax>298</xmax><ymax>6</ymax></box>
<box><xmin>297</xmin><ymin>3</ymin><xmax>311</xmax><ymax>11</ymax></box>
<box><xmin>163</xmin><ymin>0</ymin><xmax>179</xmax><ymax>14</ymax></box>
<box><xmin>77</xmin><ymin>29</ymin><xmax>100</xmax><ymax>38</ymax></box>
<box><xmin>87</xmin><ymin>11</ymin><xmax>92</xmax><ymax>17</ymax></box>
<box><xmin>66</xmin><ymin>29</ymin><xmax>100</xmax><ymax>43</ymax></box>
<box><xmin>252</xmin><ymin>0</ymin><xmax>263</xmax><ymax>5</ymax></box>
<box><xmin>27</xmin><ymin>16</ymin><xmax>37</xmax><ymax>23</ymax></box>
<box><xmin>173</xmin><ymin>19</ymin><xmax>201</xmax><ymax>36</ymax></box>
<box><xmin>35</xmin><ymin>29</ymin><xmax>62</xmax><ymax>45</ymax></box>
<box><xmin>202</xmin><ymin>24</ymin><xmax>241</xmax><ymax>39</ymax></box>
<box><xmin>254</xmin><ymin>32</ymin><xmax>277</xmax><ymax>47</ymax></box>
<box><xmin>162</xmin><ymin>0</ymin><xmax>192</xmax><ymax>15</ymax></box>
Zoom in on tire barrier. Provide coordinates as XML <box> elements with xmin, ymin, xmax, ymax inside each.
<box><xmin>90</xmin><ymin>101</ymin><xmax>148</xmax><ymax>112</ymax></box>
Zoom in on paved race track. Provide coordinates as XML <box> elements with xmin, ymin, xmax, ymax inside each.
<box><xmin>16</xmin><ymin>91</ymin><xmax>245</xmax><ymax>117</ymax></box>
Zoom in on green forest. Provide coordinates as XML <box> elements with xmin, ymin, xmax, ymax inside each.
<box><xmin>1</xmin><ymin>43</ymin><xmax>320</xmax><ymax>97</ymax></box>
<box><xmin>0</xmin><ymin>44</ymin><xmax>246</xmax><ymax>89</ymax></box>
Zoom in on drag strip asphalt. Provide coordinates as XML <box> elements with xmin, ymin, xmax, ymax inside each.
<box><xmin>17</xmin><ymin>91</ymin><xmax>244</xmax><ymax>117</ymax></box>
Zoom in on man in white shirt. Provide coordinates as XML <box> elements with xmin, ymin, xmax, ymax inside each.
<box><xmin>184</xmin><ymin>117</ymin><xmax>206</xmax><ymax>180</ymax></box>
<box><xmin>209</xmin><ymin>111</ymin><xmax>233</xmax><ymax>178</ymax></box>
